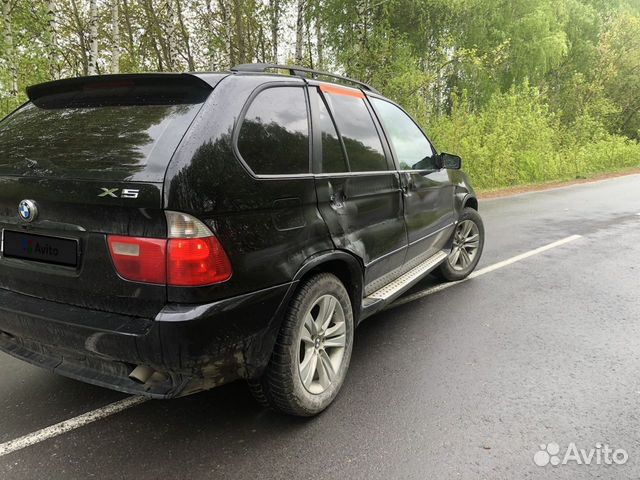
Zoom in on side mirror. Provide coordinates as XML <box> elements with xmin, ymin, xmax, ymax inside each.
<box><xmin>436</xmin><ymin>152</ymin><xmax>462</xmax><ymax>170</ymax></box>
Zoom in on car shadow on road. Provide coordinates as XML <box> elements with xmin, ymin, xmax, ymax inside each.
<box><xmin>126</xmin><ymin>274</ymin><xmax>447</xmax><ymax>430</ymax></box>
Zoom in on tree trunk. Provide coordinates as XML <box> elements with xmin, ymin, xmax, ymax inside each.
<box><xmin>46</xmin><ymin>0</ymin><xmax>59</xmax><ymax>79</ymax></box>
<box><xmin>269</xmin><ymin>0</ymin><xmax>280</xmax><ymax>63</ymax></box>
<box><xmin>2</xmin><ymin>0</ymin><xmax>17</xmax><ymax>96</ymax></box>
<box><xmin>315</xmin><ymin>5</ymin><xmax>323</xmax><ymax>70</ymax></box>
<box><xmin>121</xmin><ymin>0</ymin><xmax>137</xmax><ymax>69</ymax></box>
<box><xmin>258</xmin><ymin>24</ymin><xmax>266</xmax><ymax>63</ymax></box>
<box><xmin>205</xmin><ymin>0</ymin><xmax>217</xmax><ymax>70</ymax></box>
<box><xmin>88</xmin><ymin>0</ymin><xmax>99</xmax><ymax>75</ymax></box>
<box><xmin>111</xmin><ymin>0</ymin><xmax>120</xmax><ymax>73</ymax></box>
<box><xmin>70</xmin><ymin>0</ymin><xmax>89</xmax><ymax>75</ymax></box>
<box><xmin>295</xmin><ymin>0</ymin><xmax>306</xmax><ymax>65</ymax></box>
<box><xmin>142</xmin><ymin>0</ymin><xmax>170</xmax><ymax>71</ymax></box>
<box><xmin>233</xmin><ymin>0</ymin><xmax>246</xmax><ymax>64</ymax></box>
<box><xmin>176</xmin><ymin>0</ymin><xmax>194</xmax><ymax>71</ymax></box>
<box><xmin>166</xmin><ymin>0</ymin><xmax>177</xmax><ymax>70</ymax></box>
<box><xmin>216</xmin><ymin>0</ymin><xmax>234</xmax><ymax>68</ymax></box>
<box><xmin>306</xmin><ymin>8</ymin><xmax>313</xmax><ymax>68</ymax></box>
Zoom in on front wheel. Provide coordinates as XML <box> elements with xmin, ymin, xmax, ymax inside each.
<box><xmin>248</xmin><ymin>273</ymin><xmax>354</xmax><ymax>416</ymax></box>
<box><xmin>437</xmin><ymin>207</ymin><xmax>485</xmax><ymax>281</ymax></box>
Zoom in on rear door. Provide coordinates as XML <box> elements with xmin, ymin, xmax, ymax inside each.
<box><xmin>0</xmin><ymin>74</ymin><xmax>212</xmax><ymax>316</ymax></box>
<box><xmin>309</xmin><ymin>84</ymin><xmax>407</xmax><ymax>294</ymax></box>
<box><xmin>369</xmin><ymin>97</ymin><xmax>456</xmax><ymax>263</ymax></box>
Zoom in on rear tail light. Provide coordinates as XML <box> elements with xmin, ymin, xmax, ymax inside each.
<box><xmin>167</xmin><ymin>236</ymin><xmax>232</xmax><ymax>286</ymax></box>
<box><xmin>108</xmin><ymin>236</ymin><xmax>167</xmax><ymax>284</ymax></box>
<box><xmin>165</xmin><ymin>211</ymin><xmax>232</xmax><ymax>286</ymax></box>
<box><xmin>107</xmin><ymin>212</ymin><xmax>232</xmax><ymax>286</ymax></box>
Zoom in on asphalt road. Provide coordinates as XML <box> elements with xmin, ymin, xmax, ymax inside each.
<box><xmin>1</xmin><ymin>174</ymin><xmax>640</xmax><ymax>479</ymax></box>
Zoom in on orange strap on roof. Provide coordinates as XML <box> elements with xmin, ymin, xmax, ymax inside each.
<box><xmin>319</xmin><ymin>83</ymin><xmax>364</xmax><ymax>99</ymax></box>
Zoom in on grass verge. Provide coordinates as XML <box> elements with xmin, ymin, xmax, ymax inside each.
<box><xmin>477</xmin><ymin>167</ymin><xmax>640</xmax><ymax>199</ymax></box>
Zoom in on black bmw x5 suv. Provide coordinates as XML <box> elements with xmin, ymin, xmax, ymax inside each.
<box><xmin>0</xmin><ymin>64</ymin><xmax>483</xmax><ymax>416</ymax></box>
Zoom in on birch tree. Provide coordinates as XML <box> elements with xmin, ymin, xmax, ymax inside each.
<box><xmin>315</xmin><ymin>6</ymin><xmax>323</xmax><ymax>69</ymax></box>
<box><xmin>142</xmin><ymin>0</ymin><xmax>168</xmax><ymax>71</ymax></box>
<box><xmin>217</xmin><ymin>0</ymin><xmax>233</xmax><ymax>68</ymax></box>
<box><xmin>202</xmin><ymin>0</ymin><xmax>218</xmax><ymax>69</ymax></box>
<box><xmin>2</xmin><ymin>0</ymin><xmax>17</xmax><ymax>96</ymax></box>
<box><xmin>176</xmin><ymin>0</ymin><xmax>194</xmax><ymax>71</ymax></box>
<box><xmin>233</xmin><ymin>0</ymin><xmax>246</xmax><ymax>64</ymax></box>
<box><xmin>87</xmin><ymin>0</ymin><xmax>98</xmax><ymax>75</ymax></box>
<box><xmin>120</xmin><ymin>0</ymin><xmax>138</xmax><ymax>70</ymax></box>
<box><xmin>68</xmin><ymin>0</ymin><xmax>90</xmax><ymax>75</ymax></box>
<box><xmin>294</xmin><ymin>0</ymin><xmax>306</xmax><ymax>65</ymax></box>
<box><xmin>166</xmin><ymin>0</ymin><xmax>177</xmax><ymax>70</ymax></box>
<box><xmin>46</xmin><ymin>1</ymin><xmax>59</xmax><ymax>79</ymax></box>
<box><xmin>268</xmin><ymin>0</ymin><xmax>281</xmax><ymax>63</ymax></box>
<box><xmin>111</xmin><ymin>0</ymin><xmax>120</xmax><ymax>73</ymax></box>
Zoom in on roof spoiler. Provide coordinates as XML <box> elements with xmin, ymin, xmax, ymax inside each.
<box><xmin>26</xmin><ymin>73</ymin><xmax>214</xmax><ymax>108</ymax></box>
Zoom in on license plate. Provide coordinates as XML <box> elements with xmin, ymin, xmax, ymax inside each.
<box><xmin>2</xmin><ymin>230</ymin><xmax>78</xmax><ymax>267</ymax></box>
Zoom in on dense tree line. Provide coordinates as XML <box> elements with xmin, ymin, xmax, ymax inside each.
<box><xmin>1</xmin><ymin>0</ymin><xmax>639</xmax><ymax>188</ymax></box>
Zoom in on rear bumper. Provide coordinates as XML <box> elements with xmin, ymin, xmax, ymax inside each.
<box><xmin>0</xmin><ymin>283</ymin><xmax>295</xmax><ymax>398</ymax></box>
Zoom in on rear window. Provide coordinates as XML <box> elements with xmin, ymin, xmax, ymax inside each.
<box><xmin>0</xmin><ymin>93</ymin><xmax>205</xmax><ymax>182</ymax></box>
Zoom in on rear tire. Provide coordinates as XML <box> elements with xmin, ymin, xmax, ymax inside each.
<box><xmin>437</xmin><ymin>207</ymin><xmax>485</xmax><ymax>281</ymax></box>
<box><xmin>248</xmin><ymin>273</ymin><xmax>354</xmax><ymax>416</ymax></box>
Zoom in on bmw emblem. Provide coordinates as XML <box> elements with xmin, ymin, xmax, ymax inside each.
<box><xmin>18</xmin><ymin>199</ymin><xmax>38</xmax><ymax>223</ymax></box>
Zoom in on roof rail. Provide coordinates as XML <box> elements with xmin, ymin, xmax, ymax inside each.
<box><xmin>230</xmin><ymin>63</ymin><xmax>380</xmax><ymax>94</ymax></box>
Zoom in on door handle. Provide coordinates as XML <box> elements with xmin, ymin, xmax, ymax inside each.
<box><xmin>401</xmin><ymin>173</ymin><xmax>415</xmax><ymax>196</ymax></box>
<box><xmin>401</xmin><ymin>180</ymin><xmax>414</xmax><ymax>196</ymax></box>
<box><xmin>330</xmin><ymin>190</ymin><xmax>346</xmax><ymax>208</ymax></box>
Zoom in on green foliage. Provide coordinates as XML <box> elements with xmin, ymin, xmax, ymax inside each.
<box><xmin>427</xmin><ymin>83</ymin><xmax>640</xmax><ymax>189</ymax></box>
<box><xmin>428</xmin><ymin>84</ymin><xmax>558</xmax><ymax>188</ymax></box>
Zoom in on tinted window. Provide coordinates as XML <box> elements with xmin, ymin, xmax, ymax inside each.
<box><xmin>371</xmin><ymin>98</ymin><xmax>436</xmax><ymax>170</ymax></box>
<box><xmin>324</xmin><ymin>93</ymin><xmax>387</xmax><ymax>172</ymax></box>
<box><xmin>238</xmin><ymin>87</ymin><xmax>309</xmax><ymax>175</ymax></box>
<box><xmin>317</xmin><ymin>92</ymin><xmax>348</xmax><ymax>173</ymax></box>
<box><xmin>0</xmin><ymin>102</ymin><xmax>203</xmax><ymax>182</ymax></box>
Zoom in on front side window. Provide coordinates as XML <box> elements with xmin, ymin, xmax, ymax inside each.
<box><xmin>371</xmin><ymin>98</ymin><xmax>436</xmax><ymax>170</ymax></box>
<box><xmin>323</xmin><ymin>91</ymin><xmax>387</xmax><ymax>172</ymax></box>
<box><xmin>237</xmin><ymin>86</ymin><xmax>310</xmax><ymax>175</ymax></box>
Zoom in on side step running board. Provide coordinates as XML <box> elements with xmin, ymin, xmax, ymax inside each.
<box><xmin>365</xmin><ymin>251</ymin><xmax>448</xmax><ymax>302</ymax></box>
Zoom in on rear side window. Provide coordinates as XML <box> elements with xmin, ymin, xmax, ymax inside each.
<box><xmin>371</xmin><ymin>98</ymin><xmax>436</xmax><ymax>170</ymax></box>
<box><xmin>237</xmin><ymin>86</ymin><xmax>310</xmax><ymax>175</ymax></box>
<box><xmin>323</xmin><ymin>91</ymin><xmax>387</xmax><ymax>172</ymax></box>
<box><xmin>317</xmin><ymin>92</ymin><xmax>348</xmax><ymax>173</ymax></box>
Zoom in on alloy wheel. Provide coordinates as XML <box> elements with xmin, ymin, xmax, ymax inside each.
<box><xmin>298</xmin><ymin>294</ymin><xmax>347</xmax><ymax>395</ymax></box>
<box><xmin>448</xmin><ymin>219</ymin><xmax>480</xmax><ymax>271</ymax></box>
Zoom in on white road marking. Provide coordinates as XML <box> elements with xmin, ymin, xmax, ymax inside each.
<box><xmin>389</xmin><ymin>234</ymin><xmax>582</xmax><ymax>309</ymax></box>
<box><xmin>0</xmin><ymin>396</ymin><xmax>148</xmax><ymax>457</ymax></box>
<box><xmin>0</xmin><ymin>235</ymin><xmax>583</xmax><ymax>457</ymax></box>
